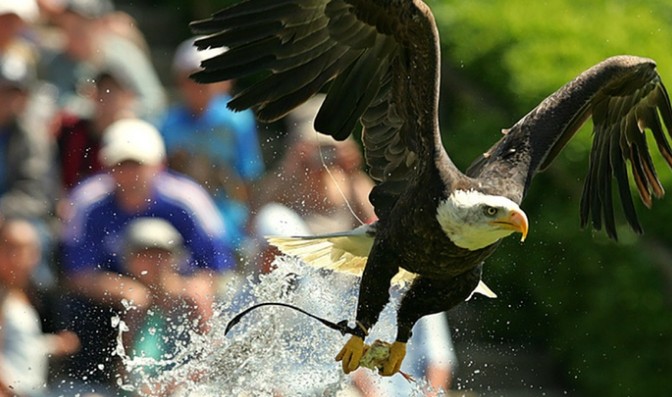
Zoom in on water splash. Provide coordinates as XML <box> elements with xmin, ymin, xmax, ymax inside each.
<box><xmin>113</xmin><ymin>256</ymin><xmax>436</xmax><ymax>396</ymax></box>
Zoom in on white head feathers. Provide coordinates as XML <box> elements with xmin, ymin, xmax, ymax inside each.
<box><xmin>437</xmin><ymin>190</ymin><xmax>528</xmax><ymax>250</ymax></box>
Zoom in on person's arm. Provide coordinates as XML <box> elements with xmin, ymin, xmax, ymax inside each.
<box><xmin>157</xmin><ymin>268</ymin><xmax>216</xmax><ymax>333</ymax></box>
<box><xmin>43</xmin><ymin>330</ymin><xmax>80</xmax><ymax>357</ymax></box>
<box><xmin>0</xmin><ymin>378</ymin><xmax>12</xmax><ymax>397</ymax></box>
<box><xmin>351</xmin><ymin>370</ymin><xmax>387</xmax><ymax>397</ymax></box>
<box><xmin>66</xmin><ymin>270</ymin><xmax>152</xmax><ymax>310</ymax></box>
<box><xmin>425</xmin><ymin>363</ymin><xmax>452</xmax><ymax>397</ymax></box>
<box><xmin>66</xmin><ymin>270</ymin><xmax>152</xmax><ymax>350</ymax></box>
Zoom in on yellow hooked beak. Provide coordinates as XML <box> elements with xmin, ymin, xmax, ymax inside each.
<box><xmin>491</xmin><ymin>208</ymin><xmax>529</xmax><ymax>242</ymax></box>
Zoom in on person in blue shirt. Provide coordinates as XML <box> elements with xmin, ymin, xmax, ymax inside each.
<box><xmin>58</xmin><ymin>117</ymin><xmax>234</xmax><ymax>394</ymax></box>
<box><xmin>40</xmin><ymin>0</ymin><xmax>166</xmax><ymax>122</ymax></box>
<box><xmin>160</xmin><ymin>37</ymin><xmax>265</xmax><ymax>248</ymax></box>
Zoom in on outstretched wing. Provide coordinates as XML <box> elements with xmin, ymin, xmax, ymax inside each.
<box><xmin>190</xmin><ymin>0</ymin><xmax>446</xmax><ymax>220</ymax></box>
<box><xmin>468</xmin><ymin>56</ymin><xmax>672</xmax><ymax>239</ymax></box>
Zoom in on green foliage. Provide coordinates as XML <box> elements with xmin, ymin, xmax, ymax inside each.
<box><xmin>432</xmin><ymin>1</ymin><xmax>672</xmax><ymax>395</ymax></box>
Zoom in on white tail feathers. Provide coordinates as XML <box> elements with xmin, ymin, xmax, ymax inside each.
<box><xmin>266</xmin><ymin>223</ymin><xmax>496</xmax><ymax>297</ymax></box>
<box><xmin>266</xmin><ymin>234</ymin><xmax>370</xmax><ymax>277</ymax></box>
<box><xmin>267</xmin><ymin>224</ymin><xmax>417</xmax><ymax>286</ymax></box>
<box><xmin>267</xmin><ymin>224</ymin><xmax>373</xmax><ymax>276</ymax></box>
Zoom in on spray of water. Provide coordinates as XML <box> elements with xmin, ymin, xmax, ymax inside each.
<box><xmin>110</xmin><ymin>256</ymin><xmax>440</xmax><ymax>396</ymax></box>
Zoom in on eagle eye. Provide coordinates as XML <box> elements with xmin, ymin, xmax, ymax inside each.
<box><xmin>483</xmin><ymin>205</ymin><xmax>498</xmax><ymax>217</ymax></box>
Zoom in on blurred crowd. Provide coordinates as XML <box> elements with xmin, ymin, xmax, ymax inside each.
<box><xmin>0</xmin><ymin>0</ymin><xmax>455</xmax><ymax>396</ymax></box>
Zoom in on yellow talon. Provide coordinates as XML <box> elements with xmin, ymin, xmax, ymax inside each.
<box><xmin>380</xmin><ymin>341</ymin><xmax>406</xmax><ymax>376</ymax></box>
<box><xmin>335</xmin><ymin>335</ymin><xmax>364</xmax><ymax>374</ymax></box>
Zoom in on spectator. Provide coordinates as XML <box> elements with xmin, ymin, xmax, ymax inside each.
<box><xmin>58</xmin><ymin>117</ymin><xmax>234</xmax><ymax>394</ymax></box>
<box><xmin>247</xmin><ymin>95</ymin><xmax>376</xmax><ymax>274</ymax></box>
<box><xmin>160</xmin><ymin>37</ymin><xmax>265</xmax><ymax>249</ymax></box>
<box><xmin>121</xmin><ymin>217</ymin><xmax>206</xmax><ymax>396</ymax></box>
<box><xmin>54</xmin><ymin>66</ymin><xmax>139</xmax><ymax>194</ymax></box>
<box><xmin>0</xmin><ymin>0</ymin><xmax>39</xmax><ymax>61</ymax></box>
<box><xmin>0</xmin><ymin>45</ymin><xmax>53</xmax><ymax>224</ymax></box>
<box><xmin>0</xmin><ymin>217</ymin><xmax>79</xmax><ymax>397</ymax></box>
<box><xmin>0</xmin><ymin>51</ymin><xmax>57</xmax><ymax>290</ymax></box>
<box><xmin>255</xmin><ymin>95</ymin><xmax>376</xmax><ymax>235</ymax></box>
<box><xmin>40</xmin><ymin>0</ymin><xmax>165</xmax><ymax>121</ymax></box>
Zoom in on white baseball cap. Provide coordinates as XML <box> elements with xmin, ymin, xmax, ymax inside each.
<box><xmin>99</xmin><ymin>118</ymin><xmax>166</xmax><ymax>167</ymax></box>
<box><xmin>124</xmin><ymin>217</ymin><xmax>183</xmax><ymax>254</ymax></box>
<box><xmin>0</xmin><ymin>0</ymin><xmax>39</xmax><ymax>23</ymax></box>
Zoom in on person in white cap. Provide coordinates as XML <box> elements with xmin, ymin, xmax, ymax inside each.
<box><xmin>159</xmin><ymin>37</ymin><xmax>265</xmax><ymax>249</ymax></box>
<box><xmin>58</xmin><ymin>117</ymin><xmax>235</xmax><ymax>393</ymax></box>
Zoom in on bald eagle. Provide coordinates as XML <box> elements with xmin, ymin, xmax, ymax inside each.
<box><xmin>191</xmin><ymin>0</ymin><xmax>672</xmax><ymax>376</ymax></box>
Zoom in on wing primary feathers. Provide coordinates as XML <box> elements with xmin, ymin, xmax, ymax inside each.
<box><xmin>227</xmin><ymin>48</ymin><xmax>355</xmax><ymax>118</ymax></box>
<box><xmin>628</xmin><ymin>143</ymin><xmax>653</xmax><ymax>208</ymax></box>
<box><xmin>610</xmin><ymin>129</ymin><xmax>643</xmax><ymax>234</ymax></box>
<box><xmin>643</xmin><ymin>99</ymin><xmax>672</xmax><ymax>169</ymax></box>
<box><xmin>315</xmin><ymin>37</ymin><xmax>394</xmax><ymax>140</ymax></box>
<box><xmin>191</xmin><ymin>0</ymin><xmax>444</xmax><ymax>221</ymax></box>
<box><xmin>579</xmin><ymin>159</ymin><xmax>594</xmax><ymax>230</ymax></box>
<box><xmin>193</xmin><ymin>3</ymin><xmax>303</xmax><ymax>34</ymax></box>
<box><xmin>190</xmin><ymin>0</ymin><xmax>303</xmax><ymax>34</ymax></box>
<box><xmin>633</xmin><ymin>108</ymin><xmax>665</xmax><ymax>199</ymax></box>
<box><xmin>194</xmin><ymin>36</ymin><xmax>281</xmax><ymax>81</ymax></box>
<box><xmin>249</xmin><ymin>52</ymin><xmax>361</xmax><ymax>121</ymax></box>
<box><xmin>649</xmin><ymin>113</ymin><xmax>672</xmax><ymax>168</ymax></box>
<box><xmin>589</xmin><ymin>136</ymin><xmax>604</xmax><ymax>232</ymax></box>
<box><xmin>483</xmin><ymin>56</ymin><xmax>672</xmax><ymax>238</ymax></box>
<box><xmin>598</xmin><ymin>127</ymin><xmax>616</xmax><ymax>239</ymax></box>
<box><xmin>194</xmin><ymin>21</ymin><xmax>283</xmax><ymax>50</ymax></box>
<box><xmin>656</xmin><ymin>82</ymin><xmax>672</xmax><ymax>142</ymax></box>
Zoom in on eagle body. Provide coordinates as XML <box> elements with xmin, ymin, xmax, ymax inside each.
<box><xmin>379</xmin><ymin>171</ymin><xmax>498</xmax><ymax>279</ymax></box>
<box><xmin>191</xmin><ymin>0</ymin><xmax>672</xmax><ymax>376</ymax></box>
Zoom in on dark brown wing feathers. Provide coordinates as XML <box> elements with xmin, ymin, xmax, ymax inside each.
<box><xmin>582</xmin><ymin>63</ymin><xmax>672</xmax><ymax>238</ymax></box>
<box><xmin>190</xmin><ymin>0</ymin><xmax>444</xmax><ymax>221</ymax></box>
<box><xmin>471</xmin><ymin>56</ymin><xmax>672</xmax><ymax>239</ymax></box>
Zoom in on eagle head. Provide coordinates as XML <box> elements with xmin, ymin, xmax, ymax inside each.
<box><xmin>436</xmin><ymin>189</ymin><xmax>529</xmax><ymax>251</ymax></box>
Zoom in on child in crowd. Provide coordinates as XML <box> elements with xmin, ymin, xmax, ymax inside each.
<box><xmin>121</xmin><ymin>217</ymin><xmax>203</xmax><ymax>396</ymax></box>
